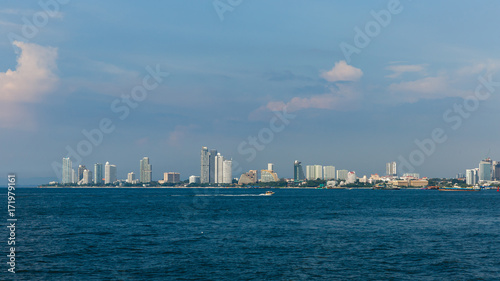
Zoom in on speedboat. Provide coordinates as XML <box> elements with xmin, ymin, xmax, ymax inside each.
<box><xmin>261</xmin><ymin>191</ymin><xmax>274</xmax><ymax>196</ymax></box>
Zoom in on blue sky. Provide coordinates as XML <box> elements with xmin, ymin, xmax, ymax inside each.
<box><xmin>1</xmin><ymin>0</ymin><xmax>500</xmax><ymax>184</ymax></box>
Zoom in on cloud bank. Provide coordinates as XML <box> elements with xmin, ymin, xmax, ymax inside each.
<box><xmin>0</xmin><ymin>41</ymin><xmax>58</xmax><ymax>129</ymax></box>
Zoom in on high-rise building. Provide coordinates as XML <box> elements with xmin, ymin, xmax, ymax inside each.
<box><xmin>72</xmin><ymin>169</ymin><xmax>76</xmax><ymax>184</ymax></box>
<box><xmin>214</xmin><ymin>153</ymin><xmax>224</xmax><ymax>183</ymax></box>
<box><xmin>127</xmin><ymin>172</ymin><xmax>136</xmax><ymax>183</ymax></box>
<box><xmin>492</xmin><ymin>161</ymin><xmax>500</xmax><ymax>181</ymax></box>
<box><xmin>479</xmin><ymin>158</ymin><xmax>492</xmax><ymax>182</ymax></box>
<box><xmin>223</xmin><ymin>159</ymin><xmax>232</xmax><ymax>184</ymax></box>
<box><xmin>94</xmin><ymin>163</ymin><xmax>103</xmax><ymax>184</ymax></box>
<box><xmin>200</xmin><ymin>147</ymin><xmax>209</xmax><ymax>183</ymax></box>
<box><xmin>336</xmin><ymin>169</ymin><xmax>349</xmax><ymax>181</ymax></box>
<box><xmin>189</xmin><ymin>175</ymin><xmax>201</xmax><ymax>184</ymax></box>
<box><xmin>386</xmin><ymin>161</ymin><xmax>397</xmax><ymax>176</ymax></box>
<box><xmin>238</xmin><ymin>170</ymin><xmax>257</xmax><ymax>185</ymax></box>
<box><xmin>105</xmin><ymin>162</ymin><xmax>117</xmax><ymax>184</ymax></box>
<box><xmin>209</xmin><ymin>149</ymin><xmax>217</xmax><ymax>184</ymax></box>
<box><xmin>466</xmin><ymin>169</ymin><xmax>478</xmax><ymax>186</ymax></box>
<box><xmin>164</xmin><ymin>172</ymin><xmax>180</xmax><ymax>183</ymax></box>
<box><xmin>306</xmin><ymin>165</ymin><xmax>323</xmax><ymax>180</ymax></box>
<box><xmin>260</xmin><ymin>170</ymin><xmax>278</xmax><ymax>182</ymax></box>
<box><xmin>294</xmin><ymin>160</ymin><xmax>305</xmax><ymax>181</ymax></box>
<box><xmin>82</xmin><ymin>169</ymin><xmax>93</xmax><ymax>185</ymax></box>
<box><xmin>62</xmin><ymin>157</ymin><xmax>72</xmax><ymax>184</ymax></box>
<box><xmin>140</xmin><ymin>157</ymin><xmax>152</xmax><ymax>183</ymax></box>
<box><xmin>323</xmin><ymin>166</ymin><xmax>336</xmax><ymax>180</ymax></box>
<box><xmin>78</xmin><ymin>165</ymin><xmax>86</xmax><ymax>181</ymax></box>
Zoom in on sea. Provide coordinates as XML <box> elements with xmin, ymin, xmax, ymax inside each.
<box><xmin>3</xmin><ymin>188</ymin><xmax>500</xmax><ymax>280</ymax></box>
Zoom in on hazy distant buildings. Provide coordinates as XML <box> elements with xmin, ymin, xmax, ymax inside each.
<box><xmin>209</xmin><ymin>149</ymin><xmax>217</xmax><ymax>184</ymax></box>
<box><xmin>105</xmin><ymin>162</ymin><xmax>117</xmax><ymax>184</ymax></box>
<box><xmin>62</xmin><ymin>157</ymin><xmax>72</xmax><ymax>184</ymax></box>
<box><xmin>402</xmin><ymin>173</ymin><xmax>420</xmax><ymax>179</ymax></box>
<box><xmin>323</xmin><ymin>166</ymin><xmax>336</xmax><ymax>180</ymax></box>
<box><xmin>336</xmin><ymin>169</ymin><xmax>349</xmax><ymax>181</ymax></box>
<box><xmin>140</xmin><ymin>157</ymin><xmax>152</xmax><ymax>183</ymax></box>
<box><xmin>189</xmin><ymin>175</ymin><xmax>200</xmax><ymax>184</ymax></box>
<box><xmin>164</xmin><ymin>172</ymin><xmax>180</xmax><ymax>183</ymax></box>
<box><xmin>200</xmin><ymin>147</ymin><xmax>210</xmax><ymax>183</ymax></box>
<box><xmin>238</xmin><ymin>170</ymin><xmax>257</xmax><ymax>185</ymax></box>
<box><xmin>294</xmin><ymin>160</ymin><xmax>305</xmax><ymax>181</ymax></box>
<box><xmin>386</xmin><ymin>161</ymin><xmax>397</xmax><ymax>176</ymax></box>
<box><xmin>479</xmin><ymin>158</ymin><xmax>492</xmax><ymax>182</ymax></box>
<box><xmin>306</xmin><ymin>165</ymin><xmax>323</xmax><ymax>180</ymax></box>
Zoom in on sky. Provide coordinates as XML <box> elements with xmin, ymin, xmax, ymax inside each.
<box><xmin>1</xmin><ymin>0</ymin><xmax>500</xmax><ymax>185</ymax></box>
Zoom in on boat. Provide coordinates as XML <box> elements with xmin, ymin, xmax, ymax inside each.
<box><xmin>261</xmin><ymin>191</ymin><xmax>274</xmax><ymax>196</ymax></box>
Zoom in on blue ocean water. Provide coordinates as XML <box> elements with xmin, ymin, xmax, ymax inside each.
<box><xmin>4</xmin><ymin>188</ymin><xmax>500</xmax><ymax>280</ymax></box>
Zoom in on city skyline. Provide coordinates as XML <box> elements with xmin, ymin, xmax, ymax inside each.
<box><xmin>1</xmin><ymin>1</ymin><xmax>500</xmax><ymax>185</ymax></box>
<box><xmin>53</xmin><ymin>151</ymin><xmax>500</xmax><ymax>186</ymax></box>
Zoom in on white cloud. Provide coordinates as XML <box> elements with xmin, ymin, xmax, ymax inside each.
<box><xmin>0</xmin><ymin>41</ymin><xmax>58</xmax><ymax>102</ymax></box>
<box><xmin>0</xmin><ymin>41</ymin><xmax>58</xmax><ymax>129</ymax></box>
<box><xmin>249</xmin><ymin>85</ymin><xmax>360</xmax><ymax>120</ymax></box>
<box><xmin>321</xmin><ymin>60</ymin><xmax>363</xmax><ymax>82</ymax></box>
<box><xmin>386</xmin><ymin>64</ymin><xmax>426</xmax><ymax>78</ymax></box>
<box><xmin>388</xmin><ymin>75</ymin><xmax>469</xmax><ymax>103</ymax></box>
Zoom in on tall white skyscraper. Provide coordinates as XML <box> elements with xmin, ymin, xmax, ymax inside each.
<box><xmin>215</xmin><ymin>153</ymin><xmax>224</xmax><ymax>184</ymax></box>
<box><xmin>223</xmin><ymin>159</ymin><xmax>232</xmax><ymax>184</ymax></box>
<box><xmin>62</xmin><ymin>157</ymin><xmax>72</xmax><ymax>184</ymax></box>
<box><xmin>140</xmin><ymin>157</ymin><xmax>152</xmax><ymax>183</ymax></box>
<box><xmin>386</xmin><ymin>161</ymin><xmax>397</xmax><ymax>176</ymax></box>
<box><xmin>105</xmin><ymin>162</ymin><xmax>117</xmax><ymax>184</ymax></box>
<box><xmin>209</xmin><ymin>149</ymin><xmax>217</xmax><ymax>184</ymax></box>
<box><xmin>200</xmin><ymin>147</ymin><xmax>209</xmax><ymax>183</ymax></box>
<box><xmin>323</xmin><ymin>166</ymin><xmax>336</xmax><ymax>180</ymax></box>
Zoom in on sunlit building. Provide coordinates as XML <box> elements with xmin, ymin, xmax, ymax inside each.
<box><xmin>105</xmin><ymin>162</ymin><xmax>117</xmax><ymax>184</ymax></box>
